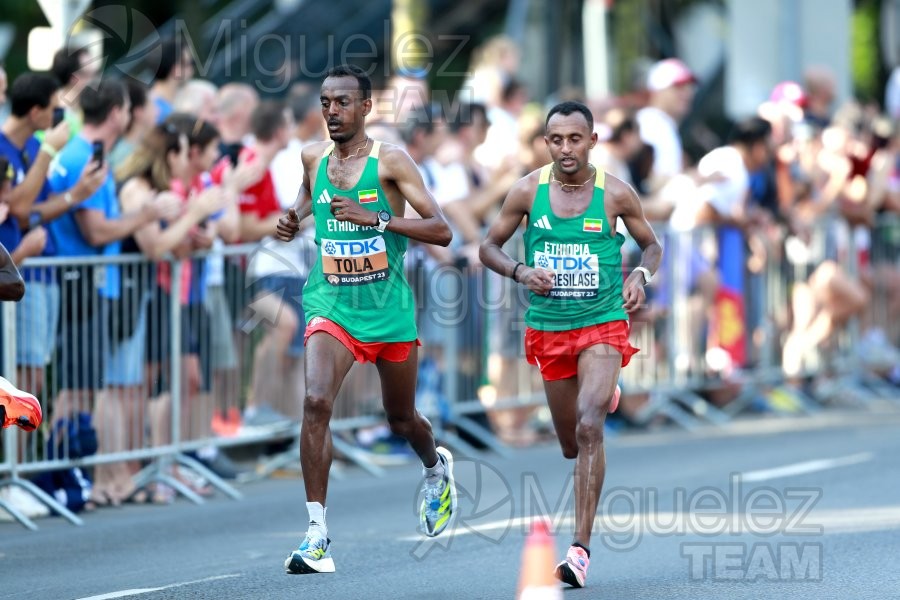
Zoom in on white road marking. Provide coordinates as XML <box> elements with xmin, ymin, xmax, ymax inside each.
<box><xmin>399</xmin><ymin>504</ymin><xmax>900</xmax><ymax>541</ymax></box>
<box><xmin>74</xmin><ymin>574</ymin><xmax>241</xmax><ymax>600</ymax></box>
<box><xmin>740</xmin><ymin>452</ymin><xmax>874</xmax><ymax>482</ymax></box>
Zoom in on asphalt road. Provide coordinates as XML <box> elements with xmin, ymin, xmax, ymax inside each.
<box><xmin>3</xmin><ymin>408</ymin><xmax>900</xmax><ymax>600</ymax></box>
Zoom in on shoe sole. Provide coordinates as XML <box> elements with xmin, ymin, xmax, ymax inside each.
<box><xmin>284</xmin><ymin>554</ymin><xmax>335</xmax><ymax>574</ymax></box>
<box><xmin>423</xmin><ymin>446</ymin><xmax>458</xmax><ymax>537</ymax></box>
<box><xmin>555</xmin><ymin>560</ymin><xmax>585</xmax><ymax>588</ymax></box>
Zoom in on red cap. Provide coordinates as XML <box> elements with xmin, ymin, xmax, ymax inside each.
<box><xmin>770</xmin><ymin>81</ymin><xmax>807</xmax><ymax>108</ymax></box>
<box><xmin>646</xmin><ymin>58</ymin><xmax>697</xmax><ymax>92</ymax></box>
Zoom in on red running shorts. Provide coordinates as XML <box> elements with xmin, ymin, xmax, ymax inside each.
<box><xmin>304</xmin><ymin>316</ymin><xmax>419</xmax><ymax>364</ymax></box>
<box><xmin>525</xmin><ymin>320</ymin><xmax>639</xmax><ymax>381</ymax></box>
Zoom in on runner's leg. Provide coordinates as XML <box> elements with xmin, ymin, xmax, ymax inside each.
<box><xmin>301</xmin><ymin>332</ymin><xmax>355</xmax><ymax>503</ymax></box>
<box><xmin>376</xmin><ymin>344</ymin><xmax>438</xmax><ymax>468</ymax></box>
<box><xmin>543</xmin><ymin>376</ymin><xmax>579</xmax><ymax>459</ymax></box>
<box><xmin>572</xmin><ymin>344</ymin><xmax>621</xmax><ymax>548</ymax></box>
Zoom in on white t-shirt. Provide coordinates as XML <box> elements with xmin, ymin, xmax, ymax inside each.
<box><xmin>636</xmin><ymin>106</ymin><xmax>683</xmax><ymax>181</ymax></box>
<box><xmin>432</xmin><ymin>161</ymin><xmax>471</xmax><ymax>206</ymax></box>
<box><xmin>696</xmin><ymin>145</ymin><xmax>748</xmax><ymax>218</ymax></box>
<box><xmin>667</xmin><ymin>146</ymin><xmax>748</xmax><ymax>231</ymax></box>
<box><xmin>590</xmin><ymin>145</ymin><xmax>632</xmax><ymax>186</ymax></box>
<box><xmin>248</xmin><ymin>140</ymin><xmax>315</xmax><ymax>280</ymax></box>
<box><xmin>474</xmin><ymin>107</ymin><xmax>518</xmax><ymax>171</ymax></box>
<box><xmin>270</xmin><ymin>138</ymin><xmax>306</xmax><ymax>207</ymax></box>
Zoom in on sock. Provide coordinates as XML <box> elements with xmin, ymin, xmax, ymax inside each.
<box><xmin>572</xmin><ymin>542</ymin><xmax>591</xmax><ymax>558</ymax></box>
<box><xmin>423</xmin><ymin>454</ymin><xmax>445</xmax><ymax>485</ymax></box>
<box><xmin>306</xmin><ymin>501</ymin><xmax>327</xmax><ymax>537</ymax></box>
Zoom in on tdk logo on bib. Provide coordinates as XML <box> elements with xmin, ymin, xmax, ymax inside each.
<box><xmin>323</xmin><ymin>238</ymin><xmax>382</xmax><ymax>256</ymax></box>
<box><xmin>534</xmin><ymin>242</ymin><xmax>599</xmax><ymax>299</ymax></box>
<box><xmin>537</xmin><ymin>255</ymin><xmax>594</xmax><ymax>271</ymax></box>
<box><xmin>321</xmin><ymin>236</ymin><xmax>389</xmax><ymax>286</ymax></box>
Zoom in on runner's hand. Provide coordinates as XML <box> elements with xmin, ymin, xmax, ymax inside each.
<box><xmin>520</xmin><ymin>266</ymin><xmax>555</xmax><ymax>296</ymax></box>
<box><xmin>622</xmin><ymin>273</ymin><xmax>646</xmax><ymax>313</ymax></box>
<box><xmin>276</xmin><ymin>208</ymin><xmax>300</xmax><ymax>241</ymax></box>
<box><xmin>330</xmin><ymin>195</ymin><xmax>376</xmax><ymax>227</ymax></box>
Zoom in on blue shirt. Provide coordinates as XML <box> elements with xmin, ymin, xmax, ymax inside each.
<box><xmin>0</xmin><ymin>133</ymin><xmax>56</xmax><ymax>282</ymax></box>
<box><xmin>47</xmin><ymin>136</ymin><xmax>121</xmax><ymax>299</ymax></box>
<box><xmin>154</xmin><ymin>97</ymin><xmax>173</xmax><ymax>124</ymax></box>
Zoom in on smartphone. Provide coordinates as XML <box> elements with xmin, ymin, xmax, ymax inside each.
<box><xmin>226</xmin><ymin>145</ymin><xmax>241</xmax><ymax>167</ymax></box>
<box><xmin>52</xmin><ymin>107</ymin><xmax>65</xmax><ymax>127</ymax></box>
<box><xmin>91</xmin><ymin>140</ymin><xmax>104</xmax><ymax>171</ymax></box>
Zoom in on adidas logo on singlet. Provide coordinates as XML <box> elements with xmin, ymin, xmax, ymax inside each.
<box><xmin>317</xmin><ymin>189</ymin><xmax>332</xmax><ymax>204</ymax></box>
<box><xmin>532</xmin><ymin>215</ymin><xmax>552</xmax><ymax>230</ymax></box>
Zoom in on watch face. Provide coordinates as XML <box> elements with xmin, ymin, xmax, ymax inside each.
<box><xmin>379</xmin><ymin>210</ymin><xmax>391</xmax><ymax>221</ymax></box>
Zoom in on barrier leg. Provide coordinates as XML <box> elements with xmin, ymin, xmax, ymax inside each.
<box><xmin>132</xmin><ymin>458</ymin><xmax>206</xmax><ymax>505</ymax></box>
<box><xmin>633</xmin><ymin>391</ymin><xmax>704</xmax><ymax>430</ymax></box>
<box><xmin>331</xmin><ymin>435</ymin><xmax>385</xmax><ymax>477</ymax></box>
<box><xmin>447</xmin><ymin>415</ymin><xmax>513</xmax><ymax>458</ymax></box>
<box><xmin>236</xmin><ymin>436</ymin><xmax>347</xmax><ymax>484</ymax></box>
<box><xmin>0</xmin><ymin>484</ymin><xmax>38</xmax><ymax>531</ymax></box>
<box><xmin>175</xmin><ymin>453</ymin><xmax>243</xmax><ymax>500</ymax></box>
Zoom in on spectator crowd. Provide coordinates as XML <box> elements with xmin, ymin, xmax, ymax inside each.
<box><xmin>0</xmin><ymin>34</ymin><xmax>898</xmax><ymax>517</ymax></box>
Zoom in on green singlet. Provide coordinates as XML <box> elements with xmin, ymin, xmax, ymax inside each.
<box><xmin>523</xmin><ymin>165</ymin><xmax>628</xmax><ymax>331</ymax></box>
<box><xmin>302</xmin><ymin>141</ymin><xmax>417</xmax><ymax>342</ymax></box>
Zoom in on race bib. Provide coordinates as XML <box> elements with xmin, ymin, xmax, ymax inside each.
<box><xmin>321</xmin><ymin>236</ymin><xmax>389</xmax><ymax>285</ymax></box>
<box><xmin>534</xmin><ymin>244</ymin><xmax>599</xmax><ymax>299</ymax></box>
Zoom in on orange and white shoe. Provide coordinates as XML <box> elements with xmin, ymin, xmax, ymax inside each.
<box><xmin>555</xmin><ymin>544</ymin><xmax>590</xmax><ymax>588</ymax></box>
<box><xmin>0</xmin><ymin>376</ymin><xmax>42</xmax><ymax>432</ymax></box>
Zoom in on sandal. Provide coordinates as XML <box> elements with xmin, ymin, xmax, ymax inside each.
<box><xmin>88</xmin><ymin>490</ymin><xmax>121</xmax><ymax>508</ymax></box>
<box><xmin>125</xmin><ymin>488</ymin><xmax>150</xmax><ymax>505</ymax></box>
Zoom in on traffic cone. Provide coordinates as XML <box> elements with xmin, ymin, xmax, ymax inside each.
<box><xmin>516</xmin><ymin>520</ymin><xmax>562</xmax><ymax>600</ymax></box>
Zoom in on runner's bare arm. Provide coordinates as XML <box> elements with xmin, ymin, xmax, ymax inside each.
<box><xmin>480</xmin><ymin>175</ymin><xmax>554</xmax><ymax>295</ymax></box>
<box><xmin>377</xmin><ymin>147</ymin><xmax>451</xmax><ymax>246</ymax></box>
<box><xmin>609</xmin><ymin>176</ymin><xmax>662</xmax><ymax>273</ymax></box>
<box><xmin>275</xmin><ymin>145</ymin><xmax>318</xmax><ymax>242</ymax></box>
<box><xmin>607</xmin><ymin>175</ymin><xmax>663</xmax><ymax>312</ymax></box>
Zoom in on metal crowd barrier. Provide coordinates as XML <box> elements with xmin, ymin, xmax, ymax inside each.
<box><xmin>435</xmin><ymin>215</ymin><xmax>899</xmax><ymax>437</ymax></box>
<box><xmin>0</xmin><ymin>237</ymin><xmax>508</xmax><ymax>530</ymax></box>
<box><xmin>2</xmin><ymin>214</ymin><xmax>898</xmax><ymax>529</ymax></box>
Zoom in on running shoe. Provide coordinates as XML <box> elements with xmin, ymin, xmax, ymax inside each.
<box><xmin>610</xmin><ymin>384</ymin><xmax>621</xmax><ymax>414</ymax></box>
<box><xmin>0</xmin><ymin>376</ymin><xmax>41</xmax><ymax>432</ymax></box>
<box><xmin>419</xmin><ymin>446</ymin><xmax>457</xmax><ymax>537</ymax></box>
<box><xmin>285</xmin><ymin>532</ymin><xmax>335</xmax><ymax>574</ymax></box>
<box><xmin>555</xmin><ymin>544</ymin><xmax>590</xmax><ymax>588</ymax></box>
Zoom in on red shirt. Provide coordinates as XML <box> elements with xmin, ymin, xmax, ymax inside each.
<box><xmin>157</xmin><ymin>173</ymin><xmax>211</xmax><ymax>304</ymax></box>
<box><xmin>211</xmin><ymin>147</ymin><xmax>280</xmax><ymax>222</ymax></box>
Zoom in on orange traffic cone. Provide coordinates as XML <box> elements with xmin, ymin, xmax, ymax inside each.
<box><xmin>516</xmin><ymin>520</ymin><xmax>562</xmax><ymax>600</ymax></box>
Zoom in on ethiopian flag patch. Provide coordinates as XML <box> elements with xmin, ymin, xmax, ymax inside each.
<box><xmin>358</xmin><ymin>189</ymin><xmax>378</xmax><ymax>204</ymax></box>
<box><xmin>583</xmin><ymin>218</ymin><xmax>603</xmax><ymax>232</ymax></box>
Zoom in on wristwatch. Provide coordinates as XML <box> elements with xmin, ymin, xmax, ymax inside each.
<box><xmin>634</xmin><ymin>266</ymin><xmax>653</xmax><ymax>285</ymax></box>
<box><xmin>375</xmin><ymin>210</ymin><xmax>391</xmax><ymax>232</ymax></box>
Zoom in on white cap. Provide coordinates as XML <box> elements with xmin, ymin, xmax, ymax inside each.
<box><xmin>646</xmin><ymin>58</ymin><xmax>697</xmax><ymax>92</ymax></box>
